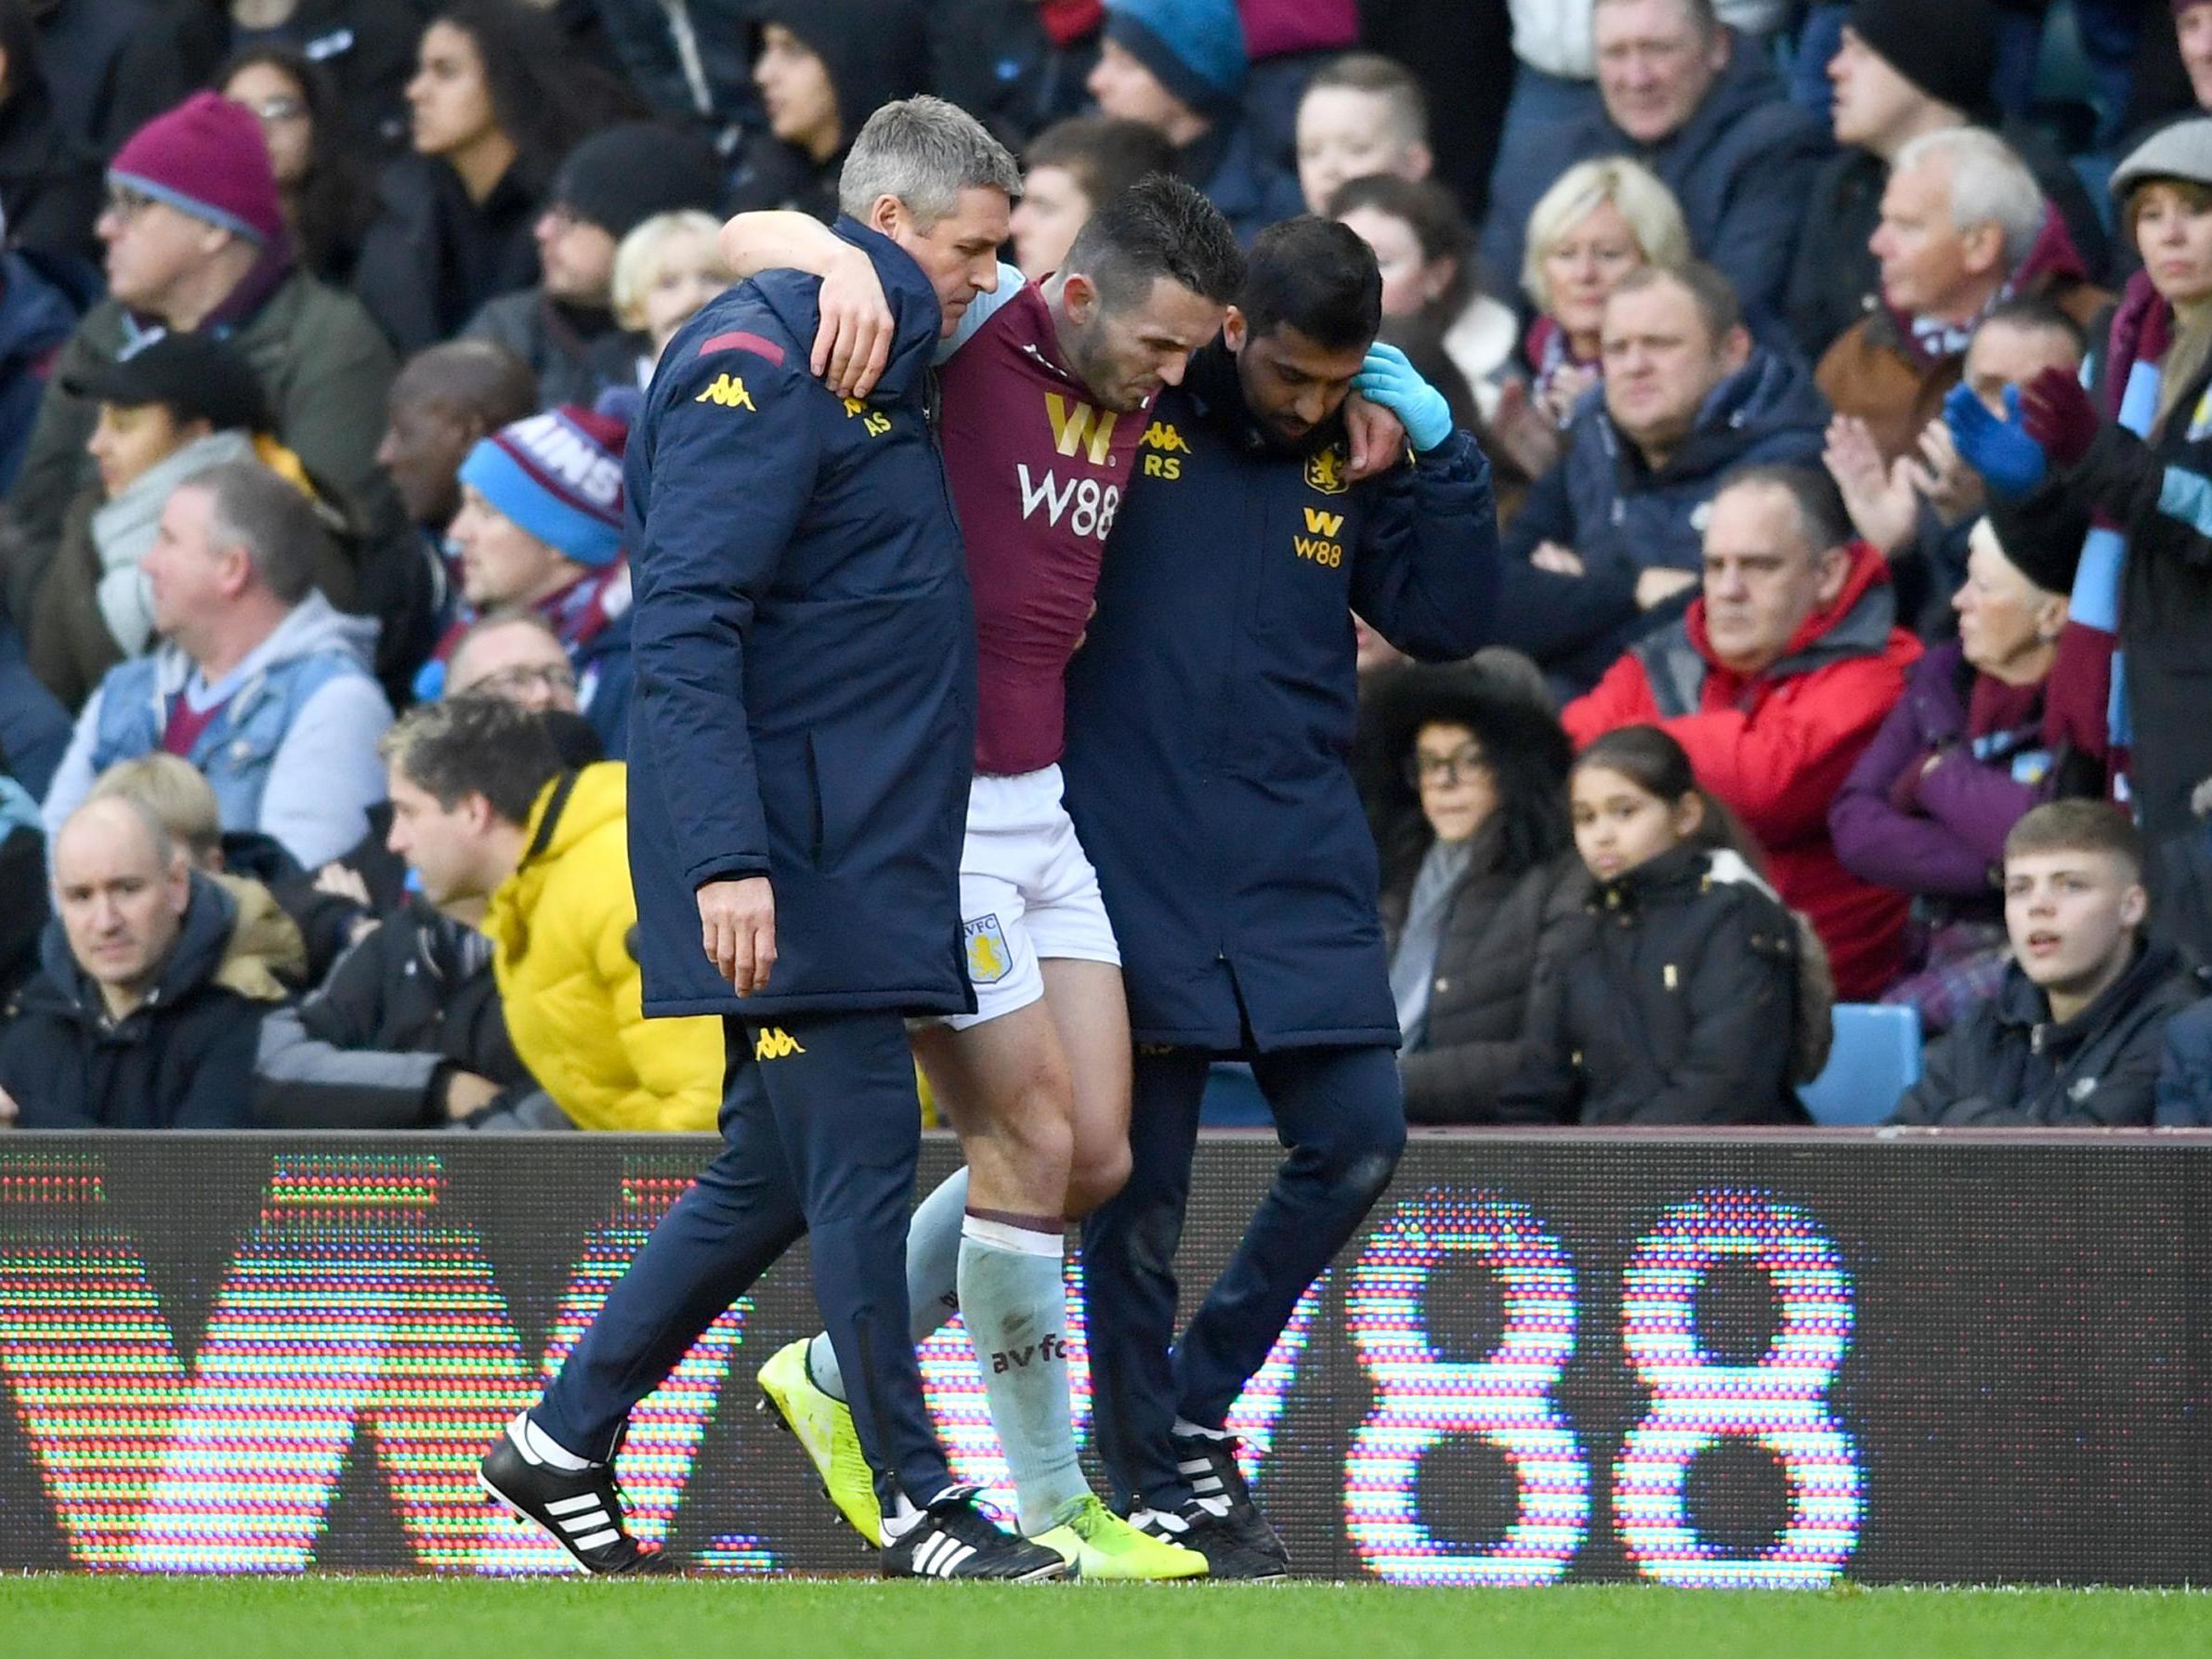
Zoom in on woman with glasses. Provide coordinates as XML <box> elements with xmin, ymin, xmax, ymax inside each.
<box><xmin>218</xmin><ymin>46</ymin><xmax>374</xmax><ymax>286</ymax></box>
<box><xmin>1370</xmin><ymin>659</ymin><xmax>1582</xmax><ymax>1123</ymax></box>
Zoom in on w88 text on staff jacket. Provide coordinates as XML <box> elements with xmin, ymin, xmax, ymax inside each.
<box><xmin>1062</xmin><ymin>344</ymin><xmax>1500</xmax><ymax>1052</ymax></box>
<box><xmin>623</xmin><ymin>219</ymin><xmax>976</xmax><ymax>1020</ymax></box>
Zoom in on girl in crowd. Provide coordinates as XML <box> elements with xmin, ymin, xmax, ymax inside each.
<box><xmin>1373</xmin><ymin>662</ymin><xmax>1579</xmax><ymax>1123</ymax></box>
<box><xmin>218</xmin><ymin>45</ymin><xmax>374</xmax><ymax>286</ymax></box>
<box><xmin>1500</xmin><ymin>725</ymin><xmax>1829</xmax><ymax>1126</ymax></box>
<box><xmin>1490</xmin><ymin>157</ymin><xmax>1690</xmax><ymax>479</ymax></box>
<box><xmin>607</xmin><ymin>211</ymin><xmax>736</xmax><ymax>388</ymax></box>
<box><xmin>1830</xmin><ymin>516</ymin><xmax>2093</xmax><ymax>1031</ymax></box>
<box><xmin>1329</xmin><ymin>172</ymin><xmax>1515</xmax><ymax>433</ymax></box>
<box><xmin>353</xmin><ymin>0</ymin><xmax>640</xmax><ymax>352</ymax></box>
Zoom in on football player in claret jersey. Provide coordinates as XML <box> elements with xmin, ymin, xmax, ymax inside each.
<box><xmin>720</xmin><ymin>176</ymin><xmax>1244</xmax><ymax>1578</ymax></box>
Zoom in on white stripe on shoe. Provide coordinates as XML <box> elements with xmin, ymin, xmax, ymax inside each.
<box><xmin>545</xmin><ymin>1493</ymin><xmax>603</xmax><ymax>1517</ymax></box>
<box><xmin>559</xmin><ymin>1511</ymin><xmax>612</xmax><ymax>1534</ymax></box>
<box><xmin>571</xmin><ymin>1529</ymin><xmax>621</xmax><ymax>1551</ymax></box>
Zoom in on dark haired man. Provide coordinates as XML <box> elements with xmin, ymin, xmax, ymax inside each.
<box><xmin>720</xmin><ymin>172</ymin><xmax>1243</xmax><ymax>1579</ymax></box>
<box><xmin>1065</xmin><ymin>216</ymin><xmax>1499</xmax><ymax>1574</ymax></box>
<box><xmin>1893</xmin><ymin>801</ymin><xmax>2198</xmax><ymax>1126</ymax></box>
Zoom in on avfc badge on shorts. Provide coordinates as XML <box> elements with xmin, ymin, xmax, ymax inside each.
<box><xmin>964</xmin><ymin>915</ymin><xmax>1013</xmax><ymax>985</ymax></box>
<box><xmin>1304</xmin><ymin>445</ymin><xmax>1350</xmax><ymax>496</ymax></box>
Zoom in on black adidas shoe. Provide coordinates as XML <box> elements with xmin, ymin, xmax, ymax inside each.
<box><xmin>479</xmin><ymin>1419</ymin><xmax>677</xmax><ymax>1575</ymax></box>
<box><xmin>1128</xmin><ymin>1499</ymin><xmax>1287</xmax><ymax>1582</ymax></box>
<box><xmin>883</xmin><ymin>1487</ymin><xmax>1067</xmax><ymax>1581</ymax></box>
<box><xmin>1171</xmin><ymin>1431</ymin><xmax>1291</xmax><ymax>1573</ymax></box>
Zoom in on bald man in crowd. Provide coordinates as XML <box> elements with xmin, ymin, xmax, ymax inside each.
<box><xmin>0</xmin><ymin>794</ymin><xmax>282</xmax><ymax>1128</ymax></box>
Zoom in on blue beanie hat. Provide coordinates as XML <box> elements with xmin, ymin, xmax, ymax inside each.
<box><xmin>457</xmin><ymin>404</ymin><xmax>628</xmax><ymax>570</ymax></box>
<box><xmin>1103</xmin><ymin>0</ymin><xmax>1248</xmax><ymax>117</ymax></box>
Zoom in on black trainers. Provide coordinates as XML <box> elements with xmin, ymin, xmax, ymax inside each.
<box><xmin>1128</xmin><ymin>1499</ymin><xmax>1287</xmax><ymax>1581</ymax></box>
<box><xmin>883</xmin><ymin>1486</ymin><xmax>1068</xmax><ymax>1581</ymax></box>
<box><xmin>1172</xmin><ymin>1430</ymin><xmax>1291</xmax><ymax>1573</ymax></box>
<box><xmin>479</xmin><ymin>1419</ymin><xmax>677</xmax><ymax>1575</ymax></box>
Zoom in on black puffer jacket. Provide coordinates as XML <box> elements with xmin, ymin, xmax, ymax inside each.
<box><xmin>1499</xmin><ymin>843</ymin><xmax>1820</xmax><ymax>1126</ymax></box>
<box><xmin>0</xmin><ymin>875</ymin><xmax>277</xmax><ymax>1129</ymax></box>
<box><xmin>1383</xmin><ymin>841</ymin><xmax>1582</xmax><ymax>1123</ymax></box>
<box><xmin>252</xmin><ymin>898</ymin><xmax>532</xmax><ymax>1130</ymax></box>
<box><xmin>1891</xmin><ymin>941</ymin><xmax>2199</xmax><ymax>1126</ymax></box>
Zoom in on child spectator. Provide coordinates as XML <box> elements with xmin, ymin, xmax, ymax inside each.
<box><xmin>1893</xmin><ymin>801</ymin><xmax>2200</xmax><ymax>1125</ymax></box>
<box><xmin>1293</xmin><ymin>51</ymin><xmax>1432</xmax><ymax>216</ymax></box>
<box><xmin>609</xmin><ymin>210</ymin><xmax>734</xmax><ymax>385</ymax></box>
<box><xmin>1830</xmin><ymin>516</ymin><xmax>2092</xmax><ymax>1031</ymax></box>
<box><xmin>1328</xmin><ymin>173</ymin><xmax>1515</xmax><ymax>432</ymax></box>
<box><xmin>1499</xmin><ymin>723</ymin><xmax>1829</xmax><ymax>1125</ymax></box>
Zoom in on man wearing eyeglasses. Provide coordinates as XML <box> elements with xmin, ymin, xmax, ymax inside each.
<box><xmin>422</xmin><ymin>401</ymin><xmax>636</xmax><ymax>760</ymax></box>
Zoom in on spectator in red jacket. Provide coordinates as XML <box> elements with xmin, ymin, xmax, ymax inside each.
<box><xmin>1564</xmin><ymin>463</ymin><xmax>1921</xmax><ymax>998</ymax></box>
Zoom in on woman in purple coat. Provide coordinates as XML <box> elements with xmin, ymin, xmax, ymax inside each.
<box><xmin>1829</xmin><ymin>516</ymin><xmax>2101</xmax><ymax>1030</ymax></box>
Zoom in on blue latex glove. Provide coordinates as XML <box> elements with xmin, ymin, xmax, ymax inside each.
<box><xmin>1352</xmin><ymin>341</ymin><xmax>1454</xmax><ymax>453</ymax></box>
<box><xmin>1943</xmin><ymin>382</ymin><xmax>2048</xmax><ymax>500</ymax></box>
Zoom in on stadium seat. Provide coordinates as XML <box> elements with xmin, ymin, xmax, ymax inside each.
<box><xmin>1799</xmin><ymin>1003</ymin><xmax>1924</xmax><ymax>1126</ymax></box>
<box><xmin>1200</xmin><ymin>1063</ymin><xmax>1274</xmax><ymax>1127</ymax></box>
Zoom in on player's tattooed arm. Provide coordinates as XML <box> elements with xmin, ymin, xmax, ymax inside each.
<box><xmin>718</xmin><ymin>209</ymin><xmax>895</xmax><ymax>400</ymax></box>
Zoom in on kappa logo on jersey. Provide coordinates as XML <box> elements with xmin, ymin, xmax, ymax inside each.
<box><xmin>842</xmin><ymin>395</ymin><xmax>891</xmax><ymax>438</ymax></box>
<box><xmin>753</xmin><ymin>1027</ymin><xmax>806</xmax><ymax>1061</ymax></box>
<box><xmin>1139</xmin><ymin>419</ymin><xmax>1187</xmax><ymax>479</ymax></box>
<box><xmin>963</xmin><ymin>915</ymin><xmax>1014</xmax><ymax>985</ymax></box>
<box><xmin>695</xmin><ymin>373</ymin><xmax>756</xmax><ymax>411</ymax></box>
<box><xmin>1304</xmin><ymin>446</ymin><xmax>1350</xmax><ymax>495</ymax></box>
<box><xmin>1045</xmin><ymin>393</ymin><xmax>1119</xmax><ymax>465</ymax></box>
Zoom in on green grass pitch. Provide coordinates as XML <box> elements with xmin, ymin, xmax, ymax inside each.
<box><xmin>2</xmin><ymin>1577</ymin><xmax>2208</xmax><ymax>1659</ymax></box>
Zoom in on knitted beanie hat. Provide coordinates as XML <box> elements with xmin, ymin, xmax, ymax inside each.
<box><xmin>1846</xmin><ymin>0</ymin><xmax>1999</xmax><ymax>124</ymax></box>
<box><xmin>549</xmin><ymin>122</ymin><xmax>726</xmax><ymax>242</ymax></box>
<box><xmin>109</xmin><ymin>93</ymin><xmax>284</xmax><ymax>246</ymax></box>
<box><xmin>457</xmin><ymin>405</ymin><xmax>630</xmax><ymax>569</ymax></box>
<box><xmin>1102</xmin><ymin>0</ymin><xmax>1248</xmax><ymax>118</ymax></box>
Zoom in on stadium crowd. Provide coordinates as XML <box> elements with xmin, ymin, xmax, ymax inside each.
<box><xmin>2</xmin><ymin>0</ymin><xmax>2212</xmax><ymax>1143</ymax></box>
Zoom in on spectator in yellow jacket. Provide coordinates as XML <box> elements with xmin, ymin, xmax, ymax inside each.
<box><xmin>378</xmin><ymin>698</ymin><xmax>720</xmax><ymax>1130</ymax></box>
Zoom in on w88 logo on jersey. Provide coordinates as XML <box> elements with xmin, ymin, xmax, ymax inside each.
<box><xmin>1016</xmin><ymin>464</ymin><xmax>1120</xmax><ymax>541</ymax></box>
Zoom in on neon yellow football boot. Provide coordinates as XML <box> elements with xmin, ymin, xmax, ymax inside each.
<box><xmin>757</xmin><ymin>1338</ymin><xmax>881</xmax><ymax>1546</ymax></box>
<box><xmin>1030</xmin><ymin>1494</ymin><xmax>1210</xmax><ymax>1581</ymax></box>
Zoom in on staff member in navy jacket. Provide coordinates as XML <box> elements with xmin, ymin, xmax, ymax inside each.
<box><xmin>481</xmin><ymin>98</ymin><xmax>1059</xmax><ymax>1585</ymax></box>
<box><xmin>1066</xmin><ymin>216</ymin><xmax>1500</xmax><ymax>1576</ymax></box>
